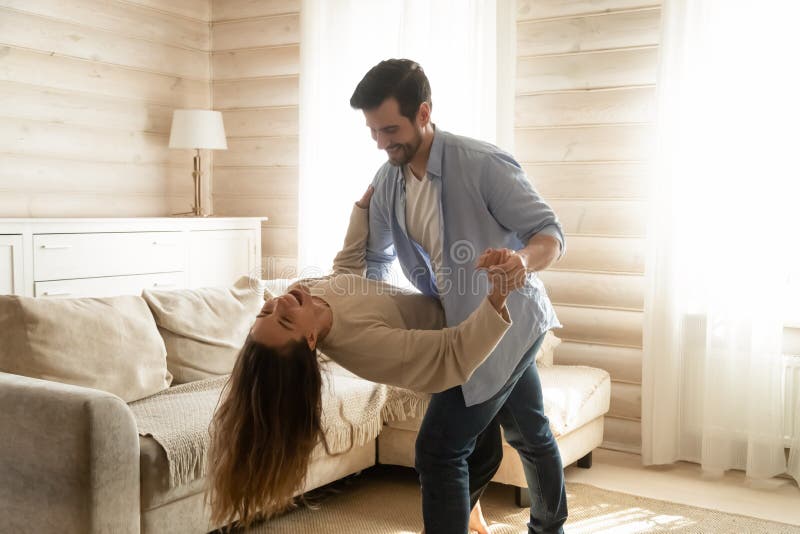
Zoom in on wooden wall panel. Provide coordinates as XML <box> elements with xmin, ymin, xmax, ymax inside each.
<box><xmin>0</xmin><ymin>8</ymin><xmax>208</xmax><ymax>79</ymax></box>
<box><xmin>525</xmin><ymin>162</ymin><xmax>649</xmax><ymax>199</ymax></box>
<box><xmin>552</xmin><ymin>236</ymin><xmax>645</xmax><ymax>273</ymax></box>
<box><xmin>518</xmin><ymin>0</ymin><xmax>659</xmax><ymax>21</ymax></box>
<box><xmin>0</xmin><ymin>81</ymin><xmax>174</xmax><ymax>134</ymax></box>
<box><xmin>261</xmin><ymin>226</ymin><xmax>297</xmax><ymax>257</ymax></box>
<box><xmin>516</xmin><ymin>1</ymin><xmax>661</xmax><ymax>452</ymax></box>
<box><xmin>0</xmin><ymin>154</ymin><xmax>192</xmax><ymax>196</ymax></box>
<box><xmin>548</xmin><ymin>199</ymin><xmax>647</xmax><ymax>237</ymax></box>
<box><xmin>212</xmin><ymin>14</ymin><xmax>299</xmax><ymax>50</ymax></box>
<box><xmin>516</xmin><ymin>124</ymin><xmax>653</xmax><ymax>162</ymax></box>
<box><xmin>516</xmin><ymin>87</ymin><xmax>655</xmax><ymax>127</ymax></box>
<box><xmin>212</xmin><ymin>167</ymin><xmax>298</xmax><ymax>197</ymax></box>
<box><xmin>125</xmin><ymin>0</ymin><xmax>210</xmax><ymax>21</ymax></box>
<box><xmin>0</xmin><ymin>47</ymin><xmax>209</xmax><ymax>107</ymax></box>
<box><xmin>554</xmin><ymin>306</ymin><xmax>643</xmax><ymax>347</ymax></box>
<box><xmin>212</xmin><ymin>45</ymin><xmax>299</xmax><ymax>80</ymax></box>
<box><xmin>0</xmin><ymin>0</ymin><xmax>210</xmax><ymax>50</ymax></box>
<box><xmin>517</xmin><ymin>47</ymin><xmax>658</xmax><ymax>93</ymax></box>
<box><xmin>214</xmin><ymin>137</ymin><xmax>298</xmax><ymax>168</ymax></box>
<box><xmin>539</xmin><ymin>271</ymin><xmax>644</xmax><ymax>310</ymax></box>
<box><xmin>213</xmin><ymin>77</ymin><xmax>299</xmax><ymax>109</ymax></box>
<box><xmin>222</xmin><ymin>107</ymin><xmax>298</xmax><ymax>137</ymax></box>
<box><xmin>211</xmin><ymin>3</ymin><xmax>301</xmax><ymax>269</ymax></box>
<box><xmin>0</xmin><ymin>3</ymin><xmax>211</xmax><ymax>217</ymax></box>
<box><xmin>215</xmin><ymin>197</ymin><xmax>297</xmax><ymax>227</ymax></box>
<box><xmin>609</xmin><ymin>382</ymin><xmax>642</xmax><ymax>420</ymax></box>
<box><xmin>211</xmin><ymin>0</ymin><xmax>299</xmax><ymax>23</ymax></box>
<box><xmin>0</xmin><ymin>117</ymin><xmax>184</xmax><ymax>165</ymax></box>
<box><xmin>603</xmin><ymin>416</ymin><xmax>642</xmax><ymax>453</ymax></box>
<box><xmin>518</xmin><ymin>8</ymin><xmax>660</xmax><ymax>56</ymax></box>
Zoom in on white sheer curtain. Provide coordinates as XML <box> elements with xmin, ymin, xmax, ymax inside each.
<box><xmin>643</xmin><ymin>0</ymin><xmax>800</xmax><ymax>482</ymax></box>
<box><xmin>297</xmin><ymin>0</ymin><xmax>509</xmax><ymax>276</ymax></box>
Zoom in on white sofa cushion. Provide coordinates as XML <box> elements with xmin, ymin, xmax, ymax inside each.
<box><xmin>0</xmin><ymin>294</ymin><xmax>172</xmax><ymax>402</ymax></box>
<box><xmin>142</xmin><ymin>277</ymin><xmax>263</xmax><ymax>384</ymax></box>
<box><xmin>384</xmin><ymin>364</ymin><xmax>610</xmax><ymax>439</ymax></box>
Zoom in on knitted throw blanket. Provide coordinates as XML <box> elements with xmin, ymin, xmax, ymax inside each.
<box><xmin>381</xmin><ymin>386</ymin><xmax>431</xmax><ymax>423</ymax></box>
<box><xmin>313</xmin><ymin>372</ymin><xmax>388</xmax><ymax>460</ymax></box>
<box><xmin>130</xmin><ymin>373</ymin><xmax>392</xmax><ymax>489</ymax></box>
<box><xmin>130</xmin><ymin>375</ymin><xmax>227</xmax><ymax>488</ymax></box>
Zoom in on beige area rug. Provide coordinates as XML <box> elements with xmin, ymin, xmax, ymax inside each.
<box><xmin>242</xmin><ymin>465</ymin><xmax>799</xmax><ymax>533</ymax></box>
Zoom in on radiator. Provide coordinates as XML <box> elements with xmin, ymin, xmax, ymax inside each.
<box><xmin>784</xmin><ymin>355</ymin><xmax>800</xmax><ymax>445</ymax></box>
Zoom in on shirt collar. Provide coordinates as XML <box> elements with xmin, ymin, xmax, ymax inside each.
<box><xmin>426</xmin><ymin>125</ymin><xmax>443</xmax><ymax>179</ymax></box>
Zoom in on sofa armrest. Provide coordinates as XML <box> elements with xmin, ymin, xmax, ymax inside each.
<box><xmin>0</xmin><ymin>372</ymin><xmax>140</xmax><ymax>534</ymax></box>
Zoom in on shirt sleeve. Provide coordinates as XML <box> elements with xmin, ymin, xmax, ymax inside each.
<box><xmin>365</xmin><ymin>174</ymin><xmax>397</xmax><ymax>280</ymax></box>
<box><xmin>481</xmin><ymin>153</ymin><xmax>566</xmax><ymax>259</ymax></box>
<box><xmin>357</xmin><ymin>297</ymin><xmax>512</xmax><ymax>393</ymax></box>
<box><xmin>331</xmin><ymin>204</ymin><xmax>369</xmax><ymax>276</ymax></box>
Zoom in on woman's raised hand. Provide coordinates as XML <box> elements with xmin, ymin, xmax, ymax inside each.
<box><xmin>356</xmin><ymin>185</ymin><xmax>374</xmax><ymax>209</ymax></box>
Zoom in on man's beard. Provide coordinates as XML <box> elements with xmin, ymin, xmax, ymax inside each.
<box><xmin>386</xmin><ymin>128</ymin><xmax>423</xmax><ymax>167</ymax></box>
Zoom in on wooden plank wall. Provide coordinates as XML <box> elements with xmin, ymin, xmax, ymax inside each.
<box><xmin>516</xmin><ymin>0</ymin><xmax>662</xmax><ymax>453</ymax></box>
<box><xmin>0</xmin><ymin>0</ymin><xmax>211</xmax><ymax>216</ymax></box>
<box><xmin>210</xmin><ymin>0</ymin><xmax>300</xmax><ymax>279</ymax></box>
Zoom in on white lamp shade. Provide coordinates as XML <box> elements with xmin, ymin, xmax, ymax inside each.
<box><xmin>168</xmin><ymin>109</ymin><xmax>228</xmax><ymax>150</ymax></box>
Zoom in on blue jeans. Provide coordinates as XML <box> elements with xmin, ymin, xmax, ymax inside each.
<box><xmin>415</xmin><ymin>333</ymin><xmax>568</xmax><ymax>533</ymax></box>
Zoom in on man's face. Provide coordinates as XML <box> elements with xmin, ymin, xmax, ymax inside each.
<box><xmin>363</xmin><ymin>97</ymin><xmax>424</xmax><ymax>167</ymax></box>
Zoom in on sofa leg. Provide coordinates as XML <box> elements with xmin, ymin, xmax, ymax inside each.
<box><xmin>515</xmin><ymin>486</ymin><xmax>530</xmax><ymax>508</ymax></box>
<box><xmin>577</xmin><ymin>451</ymin><xmax>593</xmax><ymax>469</ymax></box>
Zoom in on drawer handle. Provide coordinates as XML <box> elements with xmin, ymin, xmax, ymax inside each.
<box><xmin>152</xmin><ymin>283</ymin><xmax>176</xmax><ymax>288</ymax></box>
<box><xmin>39</xmin><ymin>244</ymin><xmax>73</xmax><ymax>250</ymax></box>
<box><xmin>42</xmin><ymin>291</ymin><xmax>71</xmax><ymax>297</ymax></box>
<box><xmin>152</xmin><ymin>241</ymin><xmax>177</xmax><ymax>247</ymax></box>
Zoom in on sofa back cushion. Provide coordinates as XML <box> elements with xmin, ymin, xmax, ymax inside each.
<box><xmin>142</xmin><ymin>277</ymin><xmax>263</xmax><ymax>384</ymax></box>
<box><xmin>0</xmin><ymin>294</ymin><xmax>172</xmax><ymax>402</ymax></box>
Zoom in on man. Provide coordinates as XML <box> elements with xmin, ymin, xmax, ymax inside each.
<box><xmin>350</xmin><ymin>59</ymin><xmax>568</xmax><ymax>534</ymax></box>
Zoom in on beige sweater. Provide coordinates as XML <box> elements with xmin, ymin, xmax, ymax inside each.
<box><xmin>291</xmin><ymin>205</ymin><xmax>511</xmax><ymax>393</ymax></box>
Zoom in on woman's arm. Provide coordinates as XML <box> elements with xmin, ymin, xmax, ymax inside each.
<box><xmin>330</xmin><ymin>187</ymin><xmax>373</xmax><ymax>276</ymax></box>
<box><xmin>355</xmin><ymin>295</ymin><xmax>512</xmax><ymax>393</ymax></box>
<box><xmin>335</xmin><ymin>268</ymin><xmax>520</xmax><ymax>393</ymax></box>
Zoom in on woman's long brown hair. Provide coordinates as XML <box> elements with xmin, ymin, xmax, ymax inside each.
<box><xmin>207</xmin><ymin>335</ymin><xmax>323</xmax><ymax>530</ymax></box>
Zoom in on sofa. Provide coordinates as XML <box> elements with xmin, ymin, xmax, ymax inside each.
<box><xmin>0</xmin><ymin>279</ymin><xmax>611</xmax><ymax>534</ymax></box>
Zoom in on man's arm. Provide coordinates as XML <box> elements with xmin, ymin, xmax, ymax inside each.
<box><xmin>480</xmin><ymin>153</ymin><xmax>565</xmax><ymax>271</ymax></box>
<box><xmin>364</xmin><ymin>179</ymin><xmax>396</xmax><ymax>280</ymax></box>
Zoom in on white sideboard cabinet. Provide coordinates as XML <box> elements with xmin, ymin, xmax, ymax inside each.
<box><xmin>0</xmin><ymin>235</ymin><xmax>23</xmax><ymax>295</ymax></box>
<box><xmin>0</xmin><ymin>217</ymin><xmax>265</xmax><ymax>298</ymax></box>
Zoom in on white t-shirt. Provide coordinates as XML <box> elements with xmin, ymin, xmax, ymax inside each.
<box><xmin>403</xmin><ymin>165</ymin><xmax>444</xmax><ymax>285</ymax></box>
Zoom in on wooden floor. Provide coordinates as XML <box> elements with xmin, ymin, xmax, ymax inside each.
<box><xmin>564</xmin><ymin>448</ymin><xmax>800</xmax><ymax>526</ymax></box>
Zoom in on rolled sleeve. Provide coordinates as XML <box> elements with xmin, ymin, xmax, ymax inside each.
<box><xmin>482</xmin><ymin>154</ymin><xmax>566</xmax><ymax>257</ymax></box>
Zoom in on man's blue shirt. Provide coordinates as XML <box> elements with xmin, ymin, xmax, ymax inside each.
<box><xmin>365</xmin><ymin>128</ymin><xmax>565</xmax><ymax>406</ymax></box>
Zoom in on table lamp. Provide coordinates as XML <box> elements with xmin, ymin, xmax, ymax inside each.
<box><xmin>168</xmin><ymin>109</ymin><xmax>228</xmax><ymax>216</ymax></box>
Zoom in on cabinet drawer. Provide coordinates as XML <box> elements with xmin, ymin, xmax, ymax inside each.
<box><xmin>35</xmin><ymin>272</ymin><xmax>185</xmax><ymax>298</ymax></box>
<box><xmin>33</xmin><ymin>232</ymin><xmax>185</xmax><ymax>281</ymax></box>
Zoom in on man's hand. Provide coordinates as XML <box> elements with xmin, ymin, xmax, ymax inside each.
<box><xmin>476</xmin><ymin>247</ymin><xmax>529</xmax><ymax>313</ymax></box>
<box><xmin>476</xmin><ymin>247</ymin><xmax>528</xmax><ymax>295</ymax></box>
<box><xmin>356</xmin><ymin>185</ymin><xmax>374</xmax><ymax>209</ymax></box>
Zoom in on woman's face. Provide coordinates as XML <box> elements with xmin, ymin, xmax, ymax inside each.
<box><xmin>250</xmin><ymin>287</ymin><xmax>318</xmax><ymax>352</ymax></box>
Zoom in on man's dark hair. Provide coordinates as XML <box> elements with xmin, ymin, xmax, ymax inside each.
<box><xmin>349</xmin><ymin>59</ymin><xmax>432</xmax><ymax>122</ymax></box>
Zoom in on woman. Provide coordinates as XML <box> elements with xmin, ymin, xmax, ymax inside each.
<box><xmin>208</xmin><ymin>187</ymin><xmax>521</xmax><ymax>531</ymax></box>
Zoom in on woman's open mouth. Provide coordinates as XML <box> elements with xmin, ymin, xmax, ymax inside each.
<box><xmin>287</xmin><ymin>288</ymin><xmax>304</xmax><ymax>305</ymax></box>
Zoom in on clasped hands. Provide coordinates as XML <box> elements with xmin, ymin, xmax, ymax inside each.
<box><xmin>476</xmin><ymin>248</ymin><xmax>528</xmax><ymax>296</ymax></box>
